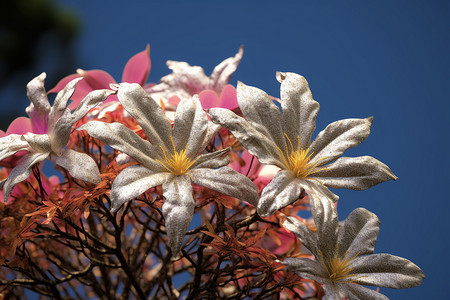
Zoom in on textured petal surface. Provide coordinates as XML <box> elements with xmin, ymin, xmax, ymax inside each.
<box><xmin>25</xmin><ymin>73</ymin><xmax>50</xmax><ymax>134</ymax></box>
<box><xmin>110</xmin><ymin>166</ymin><xmax>173</xmax><ymax>211</ymax></box>
<box><xmin>70</xmin><ymin>89</ymin><xmax>115</xmax><ymax>123</ymax></box>
<box><xmin>117</xmin><ymin>83</ymin><xmax>173</xmax><ymax>150</ymax></box>
<box><xmin>313</xmin><ymin>156</ymin><xmax>398</xmax><ymax>190</ymax></box>
<box><xmin>190</xmin><ymin>167</ymin><xmax>259</xmax><ymax>207</ymax></box>
<box><xmin>341</xmin><ymin>283</ymin><xmax>389</xmax><ymax>300</ymax></box>
<box><xmin>338</xmin><ymin>207</ymin><xmax>380</xmax><ymax>258</ymax></box>
<box><xmin>282</xmin><ymin>258</ymin><xmax>328</xmax><ymax>283</ymax></box>
<box><xmin>172</xmin><ymin>95</ymin><xmax>208</xmax><ymax>157</ymax></box>
<box><xmin>22</xmin><ymin>134</ymin><xmax>51</xmax><ymax>153</ymax></box>
<box><xmin>258</xmin><ymin>170</ymin><xmax>303</xmax><ymax>217</ymax></box>
<box><xmin>49</xmin><ymin>77</ymin><xmax>83</xmax><ymax>126</ymax></box>
<box><xmin>309</xmin><ymin>117</ymin><xmax>373</xmax><ymax>166</ymax></box>
<box><xmin>191</xmin><ymin>147</ymin><xmax>230</xmax><ymax>169</ymax></box>
<box><xmin>277</xmin><ymin>72</ymin><xmax>320</xmax><ymax>149</ymax></box>
<box><xmin>209</xmin><ymin>45</ymin><xmax>243</xmax><ymax>91</ymax></box>
<box><xmin>282</xmin><ymin>216</ymin><xmax>318</xmax><ymax>256</ymax></box>
<box><xmin>77</xmin><ymin>121</ymin><xmax>162</xmax><ymax>170</ymax></box>
<box><xmin>122</xmin><ymin>44</ymin><xmax>151</xmax><ymax>85</ymax></box>
<box><xmin>350</xmin><ymin>253</ymin><xmax>425</xmax><ymax>289</ymax></box>
<box><xmin>208</xmin><ymin>108</ymin><xmax>284</xmax><ymax>166</ymax></box>
<box><xmin>0</xmin><ymin>134</ymin><xmax>30</xmax><ymax>161</ymax></box>
<box><xmin>162</xmin><ymin>175</ymin><xmax>195</xmax><ymax>255</ymax></box>
<box><xmin>51</xmin><ymin>149</ymin><xmax>101</xmax><ymax>184</ymax></box>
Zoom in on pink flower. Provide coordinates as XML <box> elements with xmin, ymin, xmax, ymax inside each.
<box><xmin>49</xmin><ymin>45</ymin><xmax>151</xmax><ymax>109</ymax></box>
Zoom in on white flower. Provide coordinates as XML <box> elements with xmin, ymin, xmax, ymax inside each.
<box><xmin>281</xmin><ymin>194</ymin><xmax>424</xmax><ymax>300</ymax></box>
<box><xmin>0</xmin><ymin>73</ymin><xmax>113</xmax><ymax>201</ymax></box>
<box><xmin>79</xmin><ymin>83</ymin><xmax>258</xmax><ymax>255</ymax></box>
<box><xmin>209</xmin><ymin>72</ymin><xmax>397</xmax><ymax>217</ymax></box>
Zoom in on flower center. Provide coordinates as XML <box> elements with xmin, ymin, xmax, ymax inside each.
<box><xmin>319</xmin><ymin>247</ymin><xmax>360</xmax><ymax>283</ymax></box>
<box><xmin>156</xmin><ymin>136</ymin><xmax>199</xmax><ymax>176</ymax></box>
<box><xmin>277</xmin><ymin>133</ymin><xmax>326</xmax><ymax>178</ymax></box>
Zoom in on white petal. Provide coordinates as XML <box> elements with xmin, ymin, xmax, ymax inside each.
<box><xmin>22</xmin><ymin>133</ymin><xmax>51</xmax><ymax>153</ymax></box>
<box><xmin>191</xmin><ymin>147</ymin><xmax>230</xmax><ymax>169</ymax></box>
<box><xmin>313</xmin><ymin>156</ymin><xmax>398</xmax><ymax>190</ymax></box>
<box><xmin>190</xmin><ymin>167</ymin><xmax>259</xmax><ymax>207</ymax></box>
<box><xmin>49</xmin><ymin>77</ymin><xmax>83</xmax><ymax>126</ymax></box>
<box><xmin>0</xmin><ymin>134</ymin><xmax>30</xmax><ymax>161</ymax></box>
<box><xmin>51</xmin><ymin>149</ymin><xmax>101</xmax><ymax>184</ymax></box>
<box><xmin>309</xmin><ymin>117</ymin><xmax>373</xmax><ymax>166</ymax></box>
<box><xmin>341</xmin><ymin>284</ymin><xmax>389</xmax><ymax>300</ymax></box>
<box><xmin>282</xmin><ymin>257</ymin><xmax>328</xmax><ymax>284</ymax></box>
<box><xmin>162</xmin><ymin>175</ymin><xmax>195</xmax><ymax>256</ymax></box>
<box><xmin>277</xmin><ymin>72</ymin><xmax>320</xmax><ymax>149</ymax></box>
<box><xmin>25</xmin><ymin>73</ymin><xmax>50</xmax><ymax>127</ymax></box>
<box><xmin>110</xmin><ymin>166</ymin><xmax>173</xmax><ymax>212</ymax></box>
<box><xmin>70</xmin><ymin>89</ymin><xmax>115</xmax><ymax>123</ymax></box>
<box><xmin>282</xmin><ymin>216</ymin><xmax>319</xmax><ymax>257</ymax></box>
<box><xmin>209</xmin><ymin>45</ymin><xmax>244</xmax><ymax>91</ymax></box>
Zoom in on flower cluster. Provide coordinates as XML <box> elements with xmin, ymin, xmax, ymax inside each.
<box><xmin>0</xmin><ymin>45</ymin><xmax>423</xmax><ymax>299</ymax></box>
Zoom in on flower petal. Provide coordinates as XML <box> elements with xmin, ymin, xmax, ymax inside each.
<box><xmin>199</xmin><ymin>90</ymin><xmax>220</xmax><ymax>109</ymax></box>
<box><xmin>51</xmin><ymin>149</ymin><xmax>101</xmax><ymax>184</ymax></box>
<box><xmin>236</xmin><ymin>81</ymin><xmax>286</xmax><ymax>152</ymax></box>
<box><xmin>22</xmin><ymin>133</ymin><xmax>51</xmax><ymax>153</ymax></box>
<box><xmin>111</xmin><ymin>166</ymin><xmax>173</xmax><ymax>212</ymax></box>
<box><xmin>192</xmin><ymin>147</ymin><xmax>230</xmax><ymax>169</ymax></box>
<box><xmin>350</xmin><ymin>253</ymin><xmax>425</xmax><ymax>289</ymax></box>
<box><xmin>208</xmin><ymin>108</ymin><xmax>284</xmax><ymax>167</ymax></box>
<box><xmin>70</xmin><ymin>88</ymin><xmax>115</xmax><ymax>123</ymax></box>
<box><xmin>2</xmin><ymin>152</ymin><xmax>48</xmax><ymax>201</ymax></box>
<box><xmin>25</xmin><ymin>73</ymin><xmax>50</xmax><ymax>133</ymax></box>
<box><xmin>117</xmin><ymin>83</ymin><xmax>173</xmax><ymax>150</ymax></box>
<box><xmin>304</xmin><ymin>179</ymin><xmax>340</xmax><ymax>203</ymax></box>
<box><xmin>341</xmin><ymin>283</ymin><xmax>389</xmax><ymax>300</ymax></box>
<box><xmin>162</xmin><ymin>175</ymin><xmax>195</xmax><ymax>255</ymax></box>
<box><xmin>198</xmin><ymin>122</ymin><xmax>221</xmax><ymax>151</ymax></box>
<box><xmin>189</xmin><ymin>166</ymin><xmax>259</xmax><ymax>207</ymax></box>
<box><xmin>338</xmin><ymin>207</ymin><xmax>380</xmax><ymax>258</ymax></box>
<box><xmin>258</xmin><ymin>170</ymin><xmax>304</xmax><ymax>217</ymax></box>
<box><xmin>282</xmin><ymin>257</ymin><xmax>328</xmax><ymax>284</ymax></box>
<box><xmin>172</xmin><ymin>95</ymin><xmax>208</xmax><ymax>157</ymax></box>
<box><xmin>282</xmin><ymin>216</ymin><xmax>319</xmax><ymax>257</ymax></box>
<box><xmin>209</xmin><ymin>45</ymin><xmax>243</xmax><ymax>92</ymax></box>
<box><xmin>313</xmin><ymin>156</ymin><xmax>398</xmax><ymax>190</ymax></box>
<box><xmin>277</xmin><ymin>72</ymin><xmax>320</xmax><ymax>149</ymax></box>
<box><xmin>122</xmin><ymin>44</ymin><xmax>151</xmax><ymax>85</ymax></box>
<box><xmin>6</xmin><ymin>117</ymin><xmax>33</xmax><ymax>135</ymax></box>
<box><xmin>77</xmin><ymin>121</ymin><xmax>162</xmax><ymax>170</ymax></box>
<box><xmin>309</xmin><ymin>117</ymin><xmax>373</xmax><ymax>166</ymax></box>
<box><xmin>0</xmin><ymin>134</ymin><xmax>30</xmax><ymax>161</ymax></box>
<box><xmin>49</xmin><ymin>77</ymin><xmax>83</xmax><ymax>126</ymax></box>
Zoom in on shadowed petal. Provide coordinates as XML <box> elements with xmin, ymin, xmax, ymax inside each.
<box><xmin>350</xmin><ymin>254</ymin><xmax>425</xmax><ymax>289</ymax></box>
<box><xmin>192</xmin><ymin>147</ymin><xmax>230</xmax><ymax>169</ymax></box>
<box><xmin>338</xmin><ymin>207</ymin><xmax>380</xmax><ymax>258</ymax></box>
<box><xmin>277</xmin><ymin>72</ymin><xmax>320</xmax><ymax>149</ymax></box>
<box><xmin>309</xmin><ymin>117</ymin><xmax>373</xmax><ymax>166</ymax></box>
<box><xmin>3</xmin><ymin>152</ymin><xmax>48</xmax><ymax>201</ymax></box>
<box><xmin>198</xmin><ymin>122</ymin><xmax>221</xmax><ymax>151</ymax></box>
<box><xmin>111</xmin><ymin>166</ymin><xmax>173</xmax><ymax>212</ymax></box>
<box><xmin>49</xmin><ymin>77</ymin><xmax>83</xmax><ymax>126</ymax></box>
<box><xmin>0</xmin><ymin>134</ymin><xmax>30</xmax><ymax>161</ymax></box>
<box><xmin>190</xmin><ymin>167</ymin><xmax>259</xmax><ymax>207</ymax></box>
<box><xmin>51</xmin><ymin>149</ymin><xmax>101</xmax><ymax>184</ymax></box>
<box><xmin>117</xmin><ymin>83</ymin><xmax>173</xmax><ymax>150</ymax></box>
<box><xmin>70</xmin><ymin>89</ymin><xmax>115</xmax><ymax>123</ymax></box>
<box><xmin>304</xmin><ymin>178</ymin><xmax>339</xmax><ymax>202</ymax></box>
<box><xmin>162</xmin><ymin>175</ymin><xmax>195</xmax><ymax>255</ymax></box>
<box><xmin>172</xmin><ymin>95</ymin><xmax>208</xmax><ymax>157</ymax></box>
<box><xmin>22</xmin><ymin>134</ymin><xmax>51</xmax><ymax>153</ymax></box>
<box><xmin>26</xmin><ymin>73</ymin><xmax>50</xmax><ymax>133</ymax></box>
<box><xmin>342</xmin><ymin>283</ymin><xmax>389</xmax><ymax>300</ymax></box>
<box><xmin>258</xmin><ymin>170</ymin><xmax>304</xmax><ymax>217</ymax></box>
<box><xmin>209</xmin><ymin>108</ymin><xmax>284</xmax><ymax>167</ymax></box>
<box><xmin>282</xmin><ymin>216</ymin><xmax>319</xmax><ymax>256</ymax></box>
<box><xmin>313</xmin><ymin>156</ymin><xmax>398</xmax><ymax>190</ymax></box>
<box><xmin>77</xmin><ymin>121</ymin><xmax>162</xmax><ymax>170</ymax></box>
<box><xmin>282</xmin><ymin>258</ymin><xmax>328</xmax><ymax>283</ymax></box>
<box><xmin>122</xmin><ymin>44</ymin><xmax>151</xmax><ymax>85</ymax></box>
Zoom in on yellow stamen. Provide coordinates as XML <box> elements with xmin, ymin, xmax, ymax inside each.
<box><xmin>155</xmin><ymin>136</ymin><xmax>199</xmax><ymax>177</ymax></box>
<box><xmin>276</xmin><ymin>133</ymin><xmax>327</xmax><ymax>178</ymax></box>
<box><xmin>319</xmin><ymin>244</ymin><xmax>361</xmax><ymax>283</ymax></box>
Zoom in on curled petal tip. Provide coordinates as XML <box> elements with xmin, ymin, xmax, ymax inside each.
<box><xmin>276</xmin><ymin>71</ymin><xmax>287</xmax><ymax>82</ymax></box>
<box><xmin>367</xmin><ymin>116</ymin><xmax>374</xmax><ymax>123</ymax></box>
<box><xmin>76</xmin><ymin>68</ymin><xmax>86</xmax><ymax>76</ymax></box>
<box><xmin>110</xmin><ymin>83</ymin><xmax>120</xmax><ymax>91</ymax></box>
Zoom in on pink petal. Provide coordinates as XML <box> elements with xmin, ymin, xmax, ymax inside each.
<box><xmin>167</xmin><ymin>95</ymin><xmax>181</xmax><ymax>107</ymax></box>
<box><xmin>122</xmin><ymin>44</ymin><xmax>151</xmax><ymax>85</ymax></box>
<box><xmin>6</xmin><ymin>117</ymin><xmax>34</xmax><ymax>135</ymax></box>
<box><xmin>199</xmin><ymin>90</ymin><xmax>220</xmax><ymax>109</ymax></box>
<box><xmin>219</xmin><ymin>84</ymin><xmax>238</xmax><ymax>109</ymax></box>
<box><xmin>48</xmin><ymin>74</ymin><xmax>81</xmax><ymax>94</ymax></box>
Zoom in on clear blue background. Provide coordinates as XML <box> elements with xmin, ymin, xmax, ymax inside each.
<box><xmin>3</xmin><ymin>0</ymin><xmax>449</xmax><ymax>298</ymax></box>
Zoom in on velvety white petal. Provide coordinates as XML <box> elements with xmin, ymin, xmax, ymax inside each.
<box><xmin>189</xmin><ymin>167</ymin><xmax>259</xmax><ymax>207</ymax></box>
<box><xmin>191</xmin><ymin>147</ymin><xmax>230</xmax><ymax>169</ymax></box>
<box><xmin>322</xmin><ymin>283</ymin><xmax>345</xmax><ymax>300</ymax></box>
<box><xmin>117</xmin><ymin>83</ymin><xmax>173</xmax><ymax>150</ymax></box>
<box><xmin>209</xmin><ymin>45</ymin><xmax>243</xmax><ymax>91</ymax></box>
<box><xmin>277</xmin><ymin>72</ymin><xmax>320</xmax><ymax>149</ymax></box>
<box><xmin>308</xmin><ymin>193</ymin><xmax>339</xmax><ymax>261</ymax></box>
<box><xmin>51</xmin><ymin>149</ymin><xmax>101</xmax><ymax>184</ymax></box>
<box><xmin>313</xmin><ymin>156</ymin><xmax>398</xmax><ymax>190</ymax></box>
<box><xmin>162</xmin><ymin>175</ymin><xmax>195</xmax><ymax>256</ymax></box>
<box><xmin>198</xmin><ymin>122</ymin><xmax>221</xmax><ymax>151</ymax></box>
<box><xmin>172</xmin><ymin>95</ymin><xmax>208</xmax><ymax>157</ymax></box>
<box><xmin>282</xmin><ymin>257</ymin><xmax>328</xmax><ymax>284</ymax></box>
<box><xmin>22</xmin><ymin>134</ymin><xmax>51</xmax><ymax>153</ymax></box>
<box><xmin>110</xmin><ymin>166</ymin><xmax>173</xmax><ymax>212</ymax></box>
<box><xmin>208</xmin><ymin>108</ymin><xmax>285</xmax><ymax>167</ymax></box>
<box><xmin>49</xmin><ymin>77</ymin><xmax>83</xmax><ymax>126</ymax></box>
<box><xmin>303</xmin><ymin>179</ymin><xmax>340</xmax><ymax>202</ymax></box>
<box><xmin>309</xmin><ymin>117</ymin><xmax>373</xmax><ymax>166</ymax></box>
<box><xmin>25</xmin><ymin>73</ymin><xmax>50</xmax><ymax>122</ymax></box>
<box><xmin>350</xmin><ymin>253</ymin><xmax>425</xmax><ymax>289</ymax></box>
<box><xmin>78</xmin><ymin>121</ymin><xmax>163</xmax><ymax>170</ymax></box>
<box><xmin>341</xmin><ymin>284</ymin><xmax>389</xmax><ymax>300</ymax></box>
<box><xmin>236</xmin><ymin>81</ymin><xmax>286</xmax><ymax>152</ymax></box>
<box><xmin>70</xmin><ymin>89</ymin><xmax>115</xmax><ymax>123</ymax></box>
<box><xmin>49</xmin><ymin>109</ymin><xmax>72</xmax><ymax>155</ymax></box>
<box><xmin>2</xmin><ymin>152</ymin><xmax>48</xmax><ymax>201</ymax></box>
<box><xmin>282</xmin><ymin>216</ymin><xmax>319</xmax><ymax>256</ymax></box>
<box><xmin>338</xmin><ymin>208</ymin><xmax>380</xmax><ymax>258</ymax></box>
<box><xmin>258</xmin><ymin>170</ymin><xmax>304</xmax><ymax>217</ymax></box>
<box><xmin>0</xmin><ymin>134</ymin><xmax>30</xmax><ymax>161</ymax></box>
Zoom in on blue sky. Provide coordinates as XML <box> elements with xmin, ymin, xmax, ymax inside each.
<box><xmin>3</xmin><ymin>0</ymin><xmax>449</xmax><ymax>298</ymax></box>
